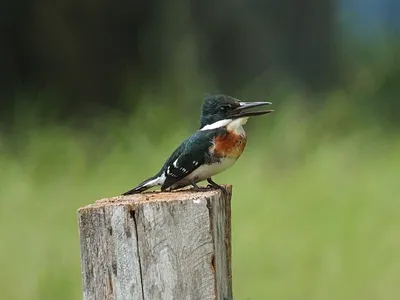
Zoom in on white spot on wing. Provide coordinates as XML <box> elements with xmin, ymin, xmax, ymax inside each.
<box><xmin>173</xmin><ymin>159</ymin><xmax>179</xmax><ymax>167</ymax></box>
<box><xmin>166</xmin><ymin>166</ymin><xmax>178</xmax><ymax>177</ymax></box>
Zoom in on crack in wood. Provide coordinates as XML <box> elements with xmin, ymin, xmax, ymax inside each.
<box><xmin>131</xmin><ymin>208</ymin><xmax>146</xmax><ymax>300</ymax></box>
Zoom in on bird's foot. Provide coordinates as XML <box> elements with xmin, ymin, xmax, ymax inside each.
<box><xmin>189</xmin><ymin>181</ymin><xmax>209</xmax><ymax>192</ymax></box>
<box><xmin>190</xmin><ymin>186</ymin><xmax>209</xmax><ymax>192</ymax></box>
<box><xmin>207</xmin><ymin>178</ymin><xmax>228</xmax><ymax>196</ymax></box>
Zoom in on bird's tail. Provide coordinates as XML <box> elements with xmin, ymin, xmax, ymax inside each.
<box><xmin>122</xmin><ymin>173</ymin><xmax>164</xmax><ymax>195</ymax></box>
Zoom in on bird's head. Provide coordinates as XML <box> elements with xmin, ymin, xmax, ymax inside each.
<box><xmin>199</xmin><ymin>94</ymin><xmax>273</xmax><ymax>129</ymax></box>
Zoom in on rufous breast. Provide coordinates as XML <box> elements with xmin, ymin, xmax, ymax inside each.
<box><xmin>212</xmin><ymin>129</ymin><xmax>247</xmax><ymax>159</ymax></box>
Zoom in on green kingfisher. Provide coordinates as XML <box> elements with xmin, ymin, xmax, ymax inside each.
<box><xmin>122</xmin><ymin>94</ymin><xmax>273</xmax><ymax>195</ymax></box>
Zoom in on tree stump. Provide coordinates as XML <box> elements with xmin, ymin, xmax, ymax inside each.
<box><xmin>77</xmin><ymin>185</ymin><xmax>233</xmax><ymax>300</ymax></box>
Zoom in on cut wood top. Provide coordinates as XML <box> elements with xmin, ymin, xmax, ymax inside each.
<box><xmin>78</xmin><ymin>185</ymin><xmax>232</xmax><ymax>212</ymax></box>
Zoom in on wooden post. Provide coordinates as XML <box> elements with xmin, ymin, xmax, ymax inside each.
<box><xmin>77</xmin><ymin>185</ymin><xmax>233</xmax><ymax>300</ymax></box>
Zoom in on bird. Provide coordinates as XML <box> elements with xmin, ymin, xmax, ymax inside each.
<box><xmin>122</xmin><ymin>94</ymin><xmax>273</xmax><ymax>195</ymax></box>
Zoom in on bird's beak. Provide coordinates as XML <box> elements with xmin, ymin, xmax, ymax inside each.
<box><xmin>229</xmin><ymin>101</ymin><xmax>274</xmax><ymax>119</ymax></box>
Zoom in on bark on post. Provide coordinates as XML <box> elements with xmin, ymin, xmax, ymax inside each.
<box><xmin>77</xmin><ymin>185</ymin><xmax>233</xmax><ymax>300</ymax></box>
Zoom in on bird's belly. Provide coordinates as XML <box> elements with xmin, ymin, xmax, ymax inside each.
<box><xmin>187</xmin><ymin>157</ymin><xmax>238</xmax><ymax>183</ymax></box>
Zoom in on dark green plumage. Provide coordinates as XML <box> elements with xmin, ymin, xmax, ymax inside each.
<box><xmin>121</xmin><ymin>94</ymin><xmax>273</xmax><ymax>195</ymax></box>
<box><xmin>199</xmin><ymin>95</ymin><xmax>241</xmax><ymax>129</ymax></box>
<box><xmin>122</xmin><ymin>127</ymin><xmax>226</xmax><ymax>194</ymax></box>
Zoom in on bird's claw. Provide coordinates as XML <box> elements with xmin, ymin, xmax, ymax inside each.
<box><xmin>190</xmin><ymin>186</ymin><xmax>208</xmax><ymax>192</ymax></box>
<box><xmin>206</xmin><ymin>178</ymin><xmax>228</xmax><ymax>197</ymax></box>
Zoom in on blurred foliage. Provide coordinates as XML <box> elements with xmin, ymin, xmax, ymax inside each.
<box><xmin>1</xmin><ymin>87</ymin><xmax>400</xmax><ymax>299</ymax></box>
<box><xmin>0</xmin><ymin>0</ymin><xmax>344</xmax><ymax>122</ymax></box>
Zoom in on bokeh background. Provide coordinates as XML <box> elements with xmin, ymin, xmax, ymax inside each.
<box><xmin>1</xmin><ymin>0</ymin><xmax>400</xmax><ymax>299</ymax></box>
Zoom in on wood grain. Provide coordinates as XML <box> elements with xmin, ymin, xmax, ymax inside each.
<box><xmin>78</xmin><ymin>186</ymin><xmax>233</xmax><ymax>300</ymax></box>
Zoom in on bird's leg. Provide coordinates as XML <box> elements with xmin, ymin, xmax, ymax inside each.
<box><xmin>189</xmin><ymin>180</ymin><xmax>208</xmax><ymax>192</ymax></box>
<box><xmin>207</xmin><ymin>178</ymin><xmax>227</xmax><ymax>196</ymax></box>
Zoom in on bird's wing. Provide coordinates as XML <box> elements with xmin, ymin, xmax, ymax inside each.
<box><xmin>161</xmin><ymin>130</ymin><xmax>215</xmax><ymax>190</ymax></box>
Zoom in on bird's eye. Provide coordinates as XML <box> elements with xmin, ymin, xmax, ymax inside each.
<box><xmin>220</xmin><ymin>106</ymin><xmax>228</xmax><ymax>112</ymax></box>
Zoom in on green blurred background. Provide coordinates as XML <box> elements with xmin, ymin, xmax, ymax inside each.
<box><xmin>1</xmin><ymin>0</ymin><xmax>400</xmax><ymax>299</ymax></box>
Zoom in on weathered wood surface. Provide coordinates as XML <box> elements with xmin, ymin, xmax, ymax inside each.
<box><xmin>78</xmin><ymin>185</ymin><xmax>233</xmax><ymax>300</ymax></box>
